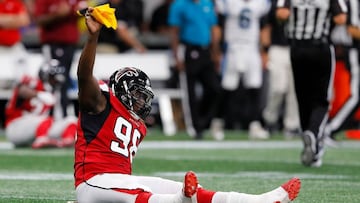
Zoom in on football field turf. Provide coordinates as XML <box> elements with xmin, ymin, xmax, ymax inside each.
<box><xmin>0</xmin><ymin>129</ymin><xmax>359</xmax><ymax>203</ymax></box>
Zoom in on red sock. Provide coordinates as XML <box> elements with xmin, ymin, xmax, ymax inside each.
<box><xmin>135</xmin><ymin>191</ymin><xmax>152</xmax><ymax>203</ymax></box>
<box><xmin>61</xmin><ymin>123</ymin><xmax>77</xmax><ymax>139</ymax></box>
<box><xmin>35</xmin><ymin>117</ymin><xmax>53</xmax><ymax>138</ymax></box>
<box><xmin>197</xmin><ymin>188</ymin><xmax>216</xmax><ymax>203</ymax></box>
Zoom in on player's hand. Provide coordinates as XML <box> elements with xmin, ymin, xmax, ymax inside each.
<box><xmin>135</xmin><ymin>44</ymin><xmax>147</xmax><ymax>53</ymax></box>
<box><xmin>211</xmin><ymin>51</ymin><xmax>222</xmax><ymax>73</ymax></box>
<box><xmin>175</xmin><ymin>59</ymin><xmax>185</xmax><ymax>72</ymax></box>
<box><xmin>261</xmin><ymin>51</ymin><xmax>268</xmax><ymax>70</ymax></box>
<box><xmin>84</xmin><ymin>7</ymin><xmax>102</xmax><ymax>34</ymax></box>
<box><xmin>37</xmin><ymin>91</ymin><xmax>56</xmax><ymax>106</ymax></box>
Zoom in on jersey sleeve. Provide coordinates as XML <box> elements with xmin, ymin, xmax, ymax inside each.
<box><xmin>347</xmin><ymin>0</ymin><xmax>359</xmax><ymax>27</ymax></box>
<box><xmin>215</xmin><ymin>0</ymin><xmax>226</xmax><ymax>15</ymax></box>
<box><xmin>277</xmin><ymin>0</ymin><xmax>290</xmax><ymax>9</ymax></box>
<box><xmin>11</xmin><ymin>0</ymin><xmax>27</xmax><ymax>13</ymax></box>
<box><xmin>209</xmin><ymin>2</ymin><xmax>218</xmax><ymax>26</ymax></box>
<box><xmin>98</xmin><ymin>80</ymin><xmax>109</xmax><ymax>92</ymax></box>
<box><xmin>33</xmin><ymin>0</ymin><xmax>47</xmax><ymax>17</ymax></box>
<box><xmin>331</xmin><ymin>0</ymin><xmax>348</xmax><ymax>16</ymax></box>
<box><xmin>260</xmin><ymin>0</ymin><xmax>271</xmax><ymax>16</ymax></box>
<box><xmin>168</xmin><ymin>1</ymin><xmax>182</xmax><ymax>27</ymax></box>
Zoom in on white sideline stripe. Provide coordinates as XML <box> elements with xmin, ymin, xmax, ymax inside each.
<box><xmin>0</xmin><ymin>171</ymin><xmax>351</xmax><ymax>181</ymax></box>
<box><xmin>155</xmin><ymin>171</ymin><xmax>351</xmax><ymax>180</ymax></box>
<box><xmin>0</xmin><ymin>148</ymin><xmax>74</xmax><ymax>156</ymax></box>
<box><xmin>1</xmin><ymin>140</ymin><xmax>360</xmax><ymax>150</ymax></box>
<box><xmin>140</xmin><ymin>140</ymin><xmax>360</xmax><ymax>149</ymax></box>
<box><xmin>141</xmin><ymin>140</ymin><xmax>303</xmax><ymax>149</ymax></box>
<box><xmin>0</xmin><ymin>172</ymin><xmax>73</xmax><ymax>180</ymax></box>
<box><xmin>0</xmin><ymin>140</ymin><xmax>303</xmax><ymax>150</ymax></box>
<box><xmin>0</xmin><ymin>142</ymin><xmax>14</xmax><ymax>150</ymax></box>
<box><xmin>0</xmin><ymin>195</ymin><xmax>69</xmax><ymax>201</ymax></box>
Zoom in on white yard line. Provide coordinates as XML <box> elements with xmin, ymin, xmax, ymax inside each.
<box><xmin>141</xmin><ymin>140</ymin><xmax>303</xmax><ymax>149</ymax></box>
<box><xmin>0</xmin><ymin>172</ymin><xmax>73</xmax><ymax>180</ymax></box>
<box><xmin>1</xmin><ymin>140</ymin><xmax>360</xmax><ymax>150</ymax></box>
<box><xmin>0</xmin><ymin>142</ymin><xmax>13</xmax><ymax>150</ymax></box>
<box><xmin>154</xmin><ymin>171</ymin><xmax>352</xmax><ymax>181</ymax></box>
<box><xmin>0</xmin><ymin>171</ymin><xmax>352</xmax><ymax>181</ymax></box>
<box><xmin>141</xmin><ymin>140</ymin><xmax>360</xmax><ymax>149</ymax></box>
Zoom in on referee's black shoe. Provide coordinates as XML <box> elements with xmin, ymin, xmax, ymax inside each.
<box><xmin>301</xmin><ymin>131</ymin><xmax>324</xmax><ymax>167</ymax></box>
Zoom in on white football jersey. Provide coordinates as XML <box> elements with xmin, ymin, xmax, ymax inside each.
<box><xmin>216</xmin><ymin>0</ymin><xmax>270</xmax><ymax>48</ymax></box>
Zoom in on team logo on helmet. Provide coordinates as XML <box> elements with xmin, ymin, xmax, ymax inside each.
<box><xmin>114</xmin><ymin>67</ymin><xmax>139</xmax><ymax>83</ymax></box>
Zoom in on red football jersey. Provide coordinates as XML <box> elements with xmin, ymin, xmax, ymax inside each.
<box><xmin>33</xmin><ymin>0</ymin><xmax>80</xmax><ymax>44</ymax></box>
<box><xmin>5</xmin><ymin>76</ymin><xmax>47</xmax><ymax>126</ymax></box>
<box><xmin>74</xmin><ymin>87</ymin><xmax>147</xmax><ymax>187</ymax></box>
<box><xmin>0</xmin><ymin>0</ymin><xmax>27</xmax><ymax>46</ymax></box>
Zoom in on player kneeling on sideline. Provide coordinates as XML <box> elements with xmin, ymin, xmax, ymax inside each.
<box><xmin>5</xmin><ymin>62</ymin><xmax>77</xmax><ymax>149</ymax></box>
<box><xmin>73</xmin><ymin>6</ymin><xmax>302</xmax><ymax>203</ymax></box>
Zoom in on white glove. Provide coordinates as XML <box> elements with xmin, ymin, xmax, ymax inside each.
<box><xmin>36</xmin><ymin>91</ymin><xmax>56</xmax><ymax>106</ymax></box>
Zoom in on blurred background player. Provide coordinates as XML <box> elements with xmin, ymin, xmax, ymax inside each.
<box><xmin>5</xmin><ymin>61</ymin><xmax>77</xmax><ymax>149</ymax></box>
<box><xmin>168</xmin><ymin>0</ymin><xmax>222</xmax><ymax>140</ymax></box>
<box><xmin>74</xmin><ymin>7</ymin><xmax>301</xmax><ymax>202</ymax></box>
<box><xmin>325</xmin><ymin>0</ymin><xmax>360</xmax><ymax>145</ymax></box>
<box><xmin>33</xmin><ymin>0</ymin><xmax>87</xmax><ymax>118</ymax></box>
<box><xmin>0</xmin><ymin>0</ymin><xmax>31</xmax><ymax>81</ymax></box>
<box><xmin>149</xmin><ymin>0</ymin><xmax>173</xmax><ymax>35</ymax></box>
<box><xmin>215</xmin><ymin>0</ymin><xmax>271</xmax><ymax>139</ymax></box>
<box><xmin>277</xmin><ymin>0</ymin><xmax>347</xmax><ymax>167</ymax></box>
<box><xmin>97</xmin><ymin>0</ymin><xmax>147</xmax><ymax>53</ymax></box>
<box><xmin>262</xmin><ymin>0</ymin><xmax>300</xmax><ymax>138</ymax></box>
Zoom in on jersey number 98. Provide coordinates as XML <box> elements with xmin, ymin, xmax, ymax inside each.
<box><xmin>111</xmin><ymin>117</ymin><xmax>141</xmax><ymax>163</ymax></box>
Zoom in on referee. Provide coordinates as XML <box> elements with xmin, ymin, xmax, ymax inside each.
<box><xmin>276</xmin><ymin>0</ymin><xmax>347</xmax><ymax>167</ymax></box>
<box><xmin>325</xmin><ymin>0</ymin><xmax>360</xmax><ymax>144</ymax></box>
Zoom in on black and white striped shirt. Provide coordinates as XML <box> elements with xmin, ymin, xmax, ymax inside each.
<box><xmin>277</xmin><ymin>0</ymin><xmax>348</xmax><ymax>41</ymax></box>
<box><xmin>347</xmin><ymin>0</ymin><xmax>360</xmax><ymax>47</ymax></box>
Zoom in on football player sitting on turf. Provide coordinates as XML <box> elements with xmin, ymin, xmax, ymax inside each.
<box><xmin>74</xmin><ymin>6</ymin><xmax>301</xmax><ymax>203</ymax></box>
<box><xmin>5</xmin><ymin>60</ymin><xmax>77</xmax><ymax>149</ymax></box>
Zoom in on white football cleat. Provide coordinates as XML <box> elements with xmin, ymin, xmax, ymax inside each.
<box><xmin>210</xmin><ymin>118</ymin><xmax>225</xmax><ymax>141</ymax></box>
<box><xmin>301</xmin><ymin>131</ymin><xmax>323</xmax><ymax>167</ymax></box>
<box><xmin>249</xmin><ymin>121</ymin><xmax>270</xmax><ymax>140</ymax></box>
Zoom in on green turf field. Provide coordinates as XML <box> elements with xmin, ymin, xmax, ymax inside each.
<box><xmin>0</xmin><ymin>129</ymin><xmax>359</xmax><ymax>203</ymax></box>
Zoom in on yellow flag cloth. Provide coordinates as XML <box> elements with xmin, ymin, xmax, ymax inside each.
<box><xmin>77</xmin><ymin>4</ymin><xmax>117</xmax><ymax>30</ymax></box>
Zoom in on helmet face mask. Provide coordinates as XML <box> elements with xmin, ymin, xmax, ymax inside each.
<box><xmin>109</xmin><ymin>67</ymin><xmax>154</xmax><ymax>120</ymax></box>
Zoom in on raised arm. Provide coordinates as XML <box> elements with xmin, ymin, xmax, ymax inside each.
<box><xmin>77</xmin><ymin>8</ymin><xmax>107</xmax><ymax>114</ymax></box>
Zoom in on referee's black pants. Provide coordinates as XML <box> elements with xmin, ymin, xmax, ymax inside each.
<box><xmin>327</xmin><ymin>46</ymin><xmax>360</xmax><ymax>135</ymax></box>
<box><xmin>290</xmin><ymin>42</ymin><xmax>334</xmax><ymax>140</ymax></box>
<box><xmin>184</xmin><ymin>44</ymin><xmax>222</xmax><ymax>137</ymax></box>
